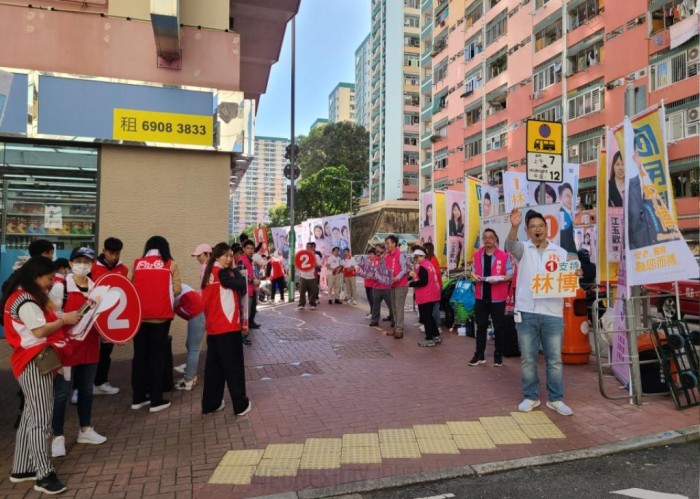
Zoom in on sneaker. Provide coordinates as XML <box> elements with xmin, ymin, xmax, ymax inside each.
<box><xmin>494</xmin><ymin>357</ymin><xmax>503</xmax><ymax>367</ymax></box>
<box><xmin>249</xmin><ymin>323</ymin><xmax>261</xmax><ymax>329</ymax></box>
<box><xmin>175</xmin><ymin>377</ymin><xmax>197</xmax><ymax>391</ymax></box>
<box><xmin>382</xmin><ymin>316</ymin><xmax>392</xmax><ymax>321</ymax></box>
<box><xmin>546</xmin><ymin>400</ymin><xmax>573</xmax><ymax>416</ymax></box>
<box><xmin>368</xmin><ymin>322</ymin><xmax>379</xmax><ymax>327</ymax></box>
<box><xmin>51</xmin><ymin>436</ymin><xmax>66</xmax><ymax>458</ymax></box>
<box><xmin>77</xmin><ymin>427</ymin><xmax>107</xmax><ymax>445</ymax></box>
<box><xmin>94</xmin><ymin>382</ymin><xmax>120</xmax><ymax>395</ymax></box>
<box><xmin>34</xmin><ymin>472</ymin><xmax>67</xmax><ymax>495</ymax></box>
<box><xmin>418</xmin><ymin>325</ymin><xmax>425</xmax><ymax>333</ymax></box>
<box><xmin>310</xmin><ymin>305</ymin><xmax>316</xmax><ymax>310</ymax></box>
<box><xmin>70</xmin><ymin>389</ymin><xmax>78</xmax><ymax>405</ymax></box>
<box><xmin>149</xmin><ymin>401</ymin><xmax>171</xmax><ymax>413</ymax></box>
<box><xmin>418</xmin><ymin>339</ymin><xmax>437</xmax><ymax>347</ymax></box>
<box><xmin>334</xmin><ymin>299</ymin><xmax>342</xmax><ymax>304</ymax></box>
<box><xmin>518</xmin><ymin>399</ymin><xmax>541</xmax><ymax>412</ymax></box>
<box><xmin>242</xmin><ymin>337</ymin><xmax>252</xmax><ymax>346</ymax></box>
<box><xmin>297</xmin><ymin>305</ymin><xmax>304</xmax><ymax>311</ymax></box>
<box><xmin>174</xmin><ymin>363</ymin><xmax>186</xmax><ymax>375</ymax></box>
<box><xmin>130</xmin><ymin>399</ymin><xmax>150</xmax><ymax>410</ymax></box>
<box><xmin>468</xmin><ymin>355</ymin><xmax>486</xmax><ymax>366</ymax></box>
<box><xmin>10</xmin><ymin>471</ymin><xmax>36</xmax><ymax>483</ymax></box>
<box><xmin>204</xmin><ymin>400</ymin><xmax>225</xmax><ymax>415</ymax></box>
<box><xmin>351</xmin><ymin>300</ymin><xmax>357</xmax><ymax>305</ymax></box>
<box><xmin>365</xmin><ymin>313</ymin><xmax>372</xmax><ymax>319</ymax></box>
<box><xmin>236</xmin><ymin>400</ymin><xmax>252</xmax><ymax>416</ymax></box>
<box><xmin>433</xmin><ymin>336</ymin><xmax>442</xmax><ymax>344</ymax></box>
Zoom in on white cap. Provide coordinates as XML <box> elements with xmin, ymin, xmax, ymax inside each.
<box><xmin>412</xmin><ymin>249</ymin><xmax>426</xmax><ymax>257</ymax></box>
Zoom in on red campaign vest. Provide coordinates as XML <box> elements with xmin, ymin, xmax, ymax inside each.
<box><xmin>62</xmin><ymin>276</ymin><xmax>99</xmax><ymax>366</ymax></box>
<box><xmin>429</xmin><ymin>255</ymin><xmax>443</xmax><ymax>289</ymax></box>
<box><xmin>91</xmin><ymin>260</ymin><xmax>129</xmax><ymax>281</ymax></box>
<box><xmin>3</xmin><ymin>290</ymin><xmax>72</xmax><ymax>378</ymax></box>
<box><xmin>175</xmin><ymin>287</ymin><xmax>204</xmax><ymax>320</ymax></box>
<box><xmin>53</xmin><ymin>274</ymin><xmax>66</xmax><ymax>287</ymax></box>
<box><xmin>202</xmin><ymin>263</ymin><xmax>241</xmax><ymax>335</ymax></box>
<box><xmin>414</xmin><ymin>260</ymin><xmax>441</xmax><ymax>305</ymax></box>
<box><xmin>132</xmin><ymin>255</ymin><xmax>174</xmax><ymax>319</ymax></box>
<box><xmin>269</xmin><ymin>258</ymin><xmax>285</xmax><ymax>281</ymax></box>
<box><xmin>342</xmin><ymin>259</ymin><xmax>356</xmax><ymax>278</ymax></box>
<box><xmin>473</xmin><ymin>247</ymin><xmax>510</xmax><ymax>302</ymax></box>
<box><xmin>238</xmin><ymin>256</ymin><xmax>255</xmax><ymax>296</ymax></box>
<box><xmin>385</xmin><ymin>249</ymin><xmax>408</xmax><ymax>288</ymax></box>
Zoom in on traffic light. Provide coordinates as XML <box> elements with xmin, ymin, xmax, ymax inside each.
<box><xmin>285</xmin><ymin>144</ymin><xmax>300</xmax><ymax>160</ymax></box>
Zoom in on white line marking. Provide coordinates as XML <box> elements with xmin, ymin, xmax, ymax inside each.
<box><xmin>413</xmin><ymin>494</ymin><xmax>455</xmax><ymax>499</ymax></box>
<box><xmin>610</xmin><ymin>488</ymin><xmax>688</xmax><ymax>499</ymax></box>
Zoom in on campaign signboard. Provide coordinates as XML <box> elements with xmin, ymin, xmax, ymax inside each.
<box><xmin>445</xmin><ymin>189</ymin><xmax>466</xmax><ymax>271</ymax></box>
<box><xmin>92</xmin><ymin>274</ymin><xmax>142</xmax><ymax>345</ymax></box>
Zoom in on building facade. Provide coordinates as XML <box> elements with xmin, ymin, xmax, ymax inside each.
<box><xmin>355</xmin><ymin>34</ymin><xmax>372</xmax><ymax>129</ymax></box>
<box><xmin>230</xmin><ymin>136</ymin><xmax>289</xmax><ymax>235</ymax></box>
<box><xmin>329</xmin><ymin>82</ymin><xmax>356</xmax><ymax>123</ymax></box>
<box><xmin>422</xmin><ymin>0</ymin><xmax>698</xmax><ymax>237</ymax></box>
<box><xmin>311</xmin><ymin>118</ymin><xmax>330</xmax><ymax>130</ymax></box>
<box><xmin>368</xmin><ymin>0</ymin><xmax>422</xmax><ymax>203</ymax></box>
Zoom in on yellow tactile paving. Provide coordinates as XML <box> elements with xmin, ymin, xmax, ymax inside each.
<box><xmin>209</xmin><ymin>465</ymin><xmax>257</xmax><ymax>485</ymax></box>
<box><xmin>219</xmin><ymin>449</ymin><xmax>265</xmax><ymax>466</ymax></box>
<box><xmin>342</xmin><ymin>433</ymin><xmax>380</xmax><ymax>447</ymax></box>
<box><xmin>380</xmin><ymin>442</ymin><xmax>422</xmax><ymax>459</ymax></box>
<box><xmin>262</xmin><ymin>443</ymin><xmax>305</xmax><ymax>459</ymax></box>
<box><xmin>453</xmin><ymin>433</ymin><xmax>497</xmax><ymax>450</ymax></box>
<box><xmin>341</xmin><ymin>445</ymin><xmax>383</xmax><ymax>464</ymax></box>
<box><xmin>413</xmin><ymin>424</ymin><xmax>453</xmax><ymax>440</ymax></box>
<box><xmin>416</xmin><ymin>438</ymin><xmax>460</xmax><ymax>454</ymax></box>
<box><xmin>519</xmin><ymin>424</ymin><xmax>566</xmax><ymax>440</ymax></box>
<box><xmin>479</xmin><ymin>416</ymin><xmax>521</xmax><ymax>432</ymax></box>
<box><xmin>378</xmin><ymin>428</ymin><xmax>418</xmax><ymax>443</ymax></box>
<box><xmin>510</xmin><ymin>411</ymin><xmax>555</xmax><ymax>426</ymax></box>
<box><xmin>303</xmin><ymin>438</ymin><xmax>343</xmax><ymax>452</ymax></box>
<box><xmin>486</xmin><ymin>428</ymin><xmax>532</xmax><ymax>445</ymax></box>
<box><xmin>300</xmin><ymin>438</ymin><xmax>343</xmax><ymax>469</ymax></box>
<box><xmin>255</xmin><ymin>458</ymin><xmax>301</xmax><ymax>477</ymax></box>
<box><xmin>446</xmin><ymin>421</ymin><xmax>489</xmax><ymax>435</ymax></box>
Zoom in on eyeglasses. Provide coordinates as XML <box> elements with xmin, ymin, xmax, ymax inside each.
<box><xmin>528</xmin><ymin>224</ymin><xmax>546</xmax><ymax>230</ymax></box>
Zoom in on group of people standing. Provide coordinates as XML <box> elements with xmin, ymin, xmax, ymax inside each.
<box><xmin>297</xmin><ymin>242</ymin><xmax>359</xmax><ymax>309</ymax></box>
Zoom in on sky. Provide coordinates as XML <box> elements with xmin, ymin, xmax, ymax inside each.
<box><xmin>254</xmin><ymin>0</ymin><xmax>371</xmax><ymax>139</ymax></box>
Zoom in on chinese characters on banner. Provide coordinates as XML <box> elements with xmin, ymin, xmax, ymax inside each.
<box><xmin>356</xmin><ymin>255</ymin><xmax>392</xmax><ymax>287</ymax></box>
<box><xmin>503</xmin><ymin>172</ymin><xmax>527</xmax><ymax>212</ymax></box>
<box><xmin>445</xmin><ymin>189</ymin><xmax>466</xmax><ymax>271</ymax></box>
<box><xmin>530</xmin><ymin>259</ymin><xmax>581</xmax><ymax>299</ymax></box>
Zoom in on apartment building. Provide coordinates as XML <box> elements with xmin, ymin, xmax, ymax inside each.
<box><xmin>230</xmin><ymin>136</ymin><xmax>289</xmax><ymax>235</ymax></box>
<box><xmin>422</xmin><ymin>0</ymin><xmax>698</xmax><ymax>236</ymax></box>
<box><xmin>329</xmin><ymin>82</ymin><xmax>356</xmax><ymax>123</ymax></box>
<box><xmin>368</xmin><ymin>0</ymin><xmax>422</xmax><ymax>203</ymax></box>
<box><xmin>355</xmin><ymin>34</ymin><xmax>372</xmax><ymax>129</ymax></box>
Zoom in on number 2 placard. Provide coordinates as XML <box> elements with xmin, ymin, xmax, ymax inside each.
<box><xmin>93</xmin><ymin>273</ymin><xmax>142</xmax><ymax>344</ymax></box>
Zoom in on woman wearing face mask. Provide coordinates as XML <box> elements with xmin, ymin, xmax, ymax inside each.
<box><xmin>49</xmin><ymin>247</ymin><xmax>107</xmax><ymax>459</ymax></box>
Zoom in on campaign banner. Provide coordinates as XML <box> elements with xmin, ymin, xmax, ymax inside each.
<box><xmin>420</xmin><ymin>191</ymin><xmax>435</xmax><ymax>228</ymax></box>
<box><xmin>481</xmin><ymin>203</ymin><xmax>562</xmax><ymax>250</ymax></box>
<box><xmin>503</xmin><ymin>172</ymin><xmax>527</xmax><ymax>212</ymax></box>
<box><xmin>610</xmin><ymin>254</ymin><xmax>630</xmax><ymax>386</ymax></box>
<box><xmin>253</xmin><ymin>227</ymin><xmax>269</xmax><ymax>256</ymax></box>
<box><xmin>419</xmin><ymin>226</ymin><xmax>434</xmax><ymax>246</ymax></box>
<box><xmin>530</xmin><ymin>260</ymin><xmax>581</xmax><ymax>299</ymax></box>
<box><xmin>605</xmin><ymin>128</ymin><xmax>624</xmax><ymax>268</ymax></box>
<box><xmin>621</xmin><ymin>115</ymin><xmax>696</xmax><ymax>288</ymax></box>
<box><xmin>356</xmin><ymin>255</ymin><xmax>392</xmax><ymax>286</ymax></box>
<box><xmin>434</xmin><ymin>191</ymin><xmax>447</xmax><ymax>268</ymax></box>
<box><xmin>465</xmin><ymin>177</ymin><xmax>482</xmax><ymax>263</ymax></box>
<box><xmin>325</xmin><ymin>214</ymin><xmax>351</xmax><ymax>253</ymax></box>
<box><xmin>574</xmin><ymin>225</ymin><xmax>597</xmax><ymax>264</ymax></box>
<box><xmin>445</xmin><ymin>190</ymin><xmax>466</xmax><ymax>271</ymax></box>
<box><xmin>294</xmin><ymin>224</ymin><xmax>305</xmax><ymax>251</ymax></box>
<box><xmin>271</xmin><ymin>227</ymin><xmax>290</xmax><ymax>261</ymax></box>
<box><xmin>481</xmin><ymin>184</ymin><xmax>499</xmax><ymax>217</ymax></box>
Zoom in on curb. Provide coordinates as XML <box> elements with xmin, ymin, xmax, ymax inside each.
<box><xmin>251</xmin><ymin>425</ymin><xmax>699</xmax><ymax>499</ymax></box>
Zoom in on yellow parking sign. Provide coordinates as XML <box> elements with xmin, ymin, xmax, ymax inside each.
<box><xmin>526</xmin><ymin>119</ymin><xmax>563</xmax><ymax>155</ymax></box>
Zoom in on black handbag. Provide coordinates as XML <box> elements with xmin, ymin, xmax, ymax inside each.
<box><xmin>34</xmin><ymin>346</ymin><xmax>62</xmax><ymax>375</ymax></box>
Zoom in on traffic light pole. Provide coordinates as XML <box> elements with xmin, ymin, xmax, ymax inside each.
<box><xmin>287</xmin><ymin>16</ymin><xmax>296</xmax><ymax>302</ymax></box>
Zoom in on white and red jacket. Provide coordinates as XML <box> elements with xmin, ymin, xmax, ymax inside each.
<box><xmin>132</xmin><ymin>251</ymin><xmax>175</xmax><ymax>320</ymax></box>
<box><xmin>473</xmin><ymin>247</ymin><xmax>511</xmax><ymax>302</ymax></box>
<box><xmin>202</xmin><ymin>263</ymin><xmax>242</xmax><ymax>335</ymax></box>
<box><xmin>411</xmin><ymin>260</ymin><xmax>441</xmax><ymax>305</ymax></box>
<box><xmin>3</xmin><ymin>289</ymin><xmax>72</xmax><ymax>378</ymax></box>
<box><xmin>62</xmin><ymin>275</ymin><xmax>99</xmax><ymax>366</ymax></box>
<box><xmin>174</xmin><ymin>284</ymin><xmax>204</xmax><ymax>320</ymax></box>
<box><xmin>91</xmin><ymin>258</ymin><xmax>129</xmax><ymax>281</ymax></box>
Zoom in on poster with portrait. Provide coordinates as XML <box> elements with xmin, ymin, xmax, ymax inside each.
<box><xmin>295</xmin><ymin>223</ymin><xmax>306</xmax><ymax>251</ymax></box>
<box><xmin>306</xmin><ymin>218</ymin><xmax>330</xmax><ymax>258</ymax></box>
<box><xmin>325</xmin><ymin>214</ymin><xmax>351</xmax><ymax>254</ymax></box>
<box><xmin>420</xmin><ymin>191</ymin><xmax>435</xmax><ymax>228</ymax></box>
<box><xmin>503</xmin><ymin>172</ymin><xmax>527</xmax><ymax>212</ymax></box>
<box><xmin>419</xmin><ymin>226</ymin><xmax>434</xmax><ymax>247</ymax></box>
<box><xmin>480</xmin><ymin>204</ymin><xmax>562</xmax><ymax>250</ymax></box>
<box><xmin>271</xmin><ymin>227</ymin><xmax>290</xmax><ymax>262</ymax></box>
<box><xmin>445</xmin><ymin>190</ymin><xmax>466</xmax><ymax>271</ymax></box>
<box><xmin>605</xmin><ymin>128</ymin><xmax>624</xmax><ymax>265</ymax></box>
<box><xmin>434</xmin><ymin>191</ymin><xmax>447</xmax><ymax>268</ymax></box>
<box><xmin>465</xmin><ymin>177</ymin><xmax>482</xmax><ymax>263</ymax></box>
<box><xmin>620</xmin><ymin>113</ymin><xmax>696</xmax><ymax>288</ymax></box>
<box><xmin>481</xmin><ymin>185</ymin><xmax>499</xmax><ymax>218</ymax></box>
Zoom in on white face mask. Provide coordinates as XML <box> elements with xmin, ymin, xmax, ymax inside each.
<box><xmin>71</xmin><ymin>263</ymin><xmax>91</xmax><ymax>277</ymax></box>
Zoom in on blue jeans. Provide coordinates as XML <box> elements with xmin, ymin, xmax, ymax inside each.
<box><xmin>516</xmin><ymin>312</ymin><xmax>564</xmax><ymax>402</ymax></box>
<box><xmin>185</xmin><ymin>313</ymin><xmax>205</xmax><ymax>380</ymax></box>
<box><xmin>52</xmin><ymin>363</ymin><xmax>98</xmax><ymax>435</ymax></box>
<box><xmin>432</xmin><ymin>302</ymin><xmax>441</xmax><ymax>334</ymax></box>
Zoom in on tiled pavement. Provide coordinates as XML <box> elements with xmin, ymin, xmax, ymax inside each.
<box><xmin>0</xmin><ymin>292</ymin><xmax>698</xmax><ymax>498</ymax></box>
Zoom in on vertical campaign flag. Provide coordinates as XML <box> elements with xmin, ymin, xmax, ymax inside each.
<box><xmin>420</xmin><ymin>191</ymin><xmax>436</xmax><ymax>256</ymax></box>
<box><xmin>621</xmin><ymin>117</ymin><xmax>697</xmax><ymax>288</ymax></box>
<box><xmin>465</xmin><ymin>177</ymin><xmax>482</xmax><ymax>263</ymax></box>
<box><xmin>606</xmin><ymin>126</ymin><xmax>624</xmax><ymax>268</ymax></box>
<box><xmin>503</xmin><ymin>172</ymin><xmax>527</xmax><ymax>212</ymax></box>
<box><xmin>597</xmin><ymin>148</ymin><xmax>611</xmax><ymax>279</ymax></box>
<box><xmin>295</xmin><ymin>223</ymin><xmax>305</xmax><ymax>251</ymax></box>
<box><xmin>481</xmin><ymin>184</ymin><xmax>499</xmax><ymax>217</ymax></box>
<box><xmin>445</xmin><ymin>189</ymin><xmax>466</xmax><ymax>271</ymax></box>
<box><xmin>271</xmin><ymin>227</ymin><xmax>290</xmax><ymax>262</ymax></box>
<box><xmin>326</xmin><ymin>214</ymin><xmax>351</xmax><ymax>253</ymax></box>
<box><xmin>253</xmin><ymin>227</ymin><xmax>269</xmax><ymax>256</ymax></box>
<box><xmin>434</xmin><ymin>191</ymin><xmax>447</xmax><ymax>268</ymax></box>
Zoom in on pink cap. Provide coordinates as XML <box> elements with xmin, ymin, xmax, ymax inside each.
<box><xmin>191</xmin><ymin>243</ymin><xmax>213</xmax><ymax>256</ymax></box>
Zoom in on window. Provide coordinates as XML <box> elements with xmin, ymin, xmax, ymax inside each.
<box><xmin>404</xmin><ymin>73</ymin><xmax>420</xmax><ymax>86</ymax></box>
<box><xmin>403</xmin><ymin>174</ymin><xmax>419</xmax><ymax>186</ymax></box>
<box><xmin>404</xmin><ymin>53</ymin><xmax>420</xmax><ymax>67</ymax></box>
<box><xmin>434</xmin><ymin>147</ymin><xmax>448</xmax><ymax>169</ymax></box>
<box><xmin>464</xmin><ymin>71</ymin><xmax>482</xmax><ymax>94</ymax></box>
<box><xmin>650</xmin><ymin>0</ymin><xmax>693</xmax><ymax>35</ymax></box>
<box><xmin>403</xmin><ymin>152</ymin><xmax>419</xmax><ymax>165</ymax></box>
<box><xmin>435</xmin><ymin>121</ymin><xmax>448</xmax><ymax>138</ymax></box>
<box><xmin>434</xmin><ymin>60</ymin><xmax>448</xmax><ymax>82</ymax></box>
<box><xmin>404</xmin><ymin>15</ymin><xmax>420</xmax><ymax>28</ymax></box>
<box><xmin>569</xmin><ymin>135</ymin><xmax>601</xmax><ymax>163</ymax></box>
<box><xmin>485</xmin><ymin>124</ymin><xmax>507</xmax><ymax>151</ymax></box>
<box><xmin>488</xmin><ymin>52</ymin><xmax>508</xmax><ymax>79</ymax></box>
<box><xmin>466</xmin><ymin>105</ymin><xmax>482</xmax><ymax>126</ymax></box>
<box><xmin>569</xmin><ymin>0</ymin><xmax>600</xmax><ymax>30</ymax></box>
<box><xmin>671</xmin><ymin>166</ymin><xmax>699</xmax><ymax>198</ymax></box>
<box><xmin>404</xmin><ymin>35</ymin><xmax>420</xmax><ymax>47</ymax></box>
<box><xmin>486</xmin><ymin>15</ymin><xmax>507</xmax><ymax>45</ymax></box>
<box><xmin>432</xmin><ymin>37</ymin><xmax>447</xmax><ymax>55</ymax></box>
<box><xmin>466</xmin><ymin>2</ymin><xmax>483</xmax><ymax>27</ymax></box>
<box><xmin>404</xmin><ymin>134</ymin><xmax>419</xmax><ymax>146</ymax></box>
<box><xmin>533</xmin><ymin>60</ymin><xmax>562</xmax><ymax>92</ymax></box>
<box><xmin>404</xmin><ymin>113</ymin><xmax>420</xmax><ymax>125</ymax></box>
<box><xmin>535</xmin><ymin>103</ymin><xmax>562</xmax><ymax>122</ymax></box>
<box><xmin>567</xmin><ymin>38</ymin><xmax>603</xmax><ymax>75</ymax></box>
<box><xmin>535</xmin><ymin>0</ymin><xmax>551</xmax><ymax>9</ymax></box>
<box><xmin>404</xmin><ymin>0</ymin><xmax>419</xmax><ymax>8</ymax></box>
<box><xmin>666</xmin><ymin>107</ymin><xmax>700</xmax><ymax>141</ymax></box>
<box><xmin>464</xmin><ymin>34</ymin><xmax>484</xmax><ymax>61</ymax></box>
<box><xmin>464</xmin><ymin>136</ymin><xmax>482</xmax><ymax>159</ymax></box>
<box><xmin>535</xmin><ymin>19</ymin><xmax>562</xmax><ymax>52</ymax></box>
<box><xmin>650</xmin><ymin>48</ymin><xmax>699</xmax><ymax>91</ymax></box>
<box><xmin>404</xmin><ymin>93</ymin><xmax>420</xmax><ymax>106</ymax></box>
<box><xmin>567</xmin><ymin>86</ymin><xmax>603</xmax><ymax>120</ymax></box>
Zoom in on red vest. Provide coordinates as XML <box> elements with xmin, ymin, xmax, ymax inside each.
<box><xmin>202</xmin><ymin>263</ymin><xmax>241</xmax><ymax>335</ymax></box>
<box><xmin>429</xmin><ymin>255</ymin><xmax>443</xmax><ymax>289</ymax></box>
<box><xmin>132</xmin><ymin>255</ymin><xmax>174</xmax><ymax>319</ymax></box>
<box><xmin>385</xmin><ymin>248</ymin><xmax>408</xmax><ymax>288</ymax></box>
<box><xmin>342</xmin><ymin>258</ymin><xmax>356</xmax><ymax>278</ymax></box>
<box><xmin>3</xmin><ymin>290</ymin><xmax>72</xmax><ymax>378</ymax></box>
<box><xmin>238</xmin><ymin>255</ymin><xmax>255</xmax><ymax>296</ymax></box>
<box><xmin>53</xmin><ymin>274</ymin><xmax>66</xmax><ymax>287</ymax></box>
<box><xmin>175</xmin><ymin>285</ymin><xmax>204</xmax><ymax>320</ymax></box>
<box><xmin>373</xmin><ymin>256</ymin><xmax>391</xmax><ymax>290</ymax></box>
<box><xmin>473</xmin><ymin>247</ymin><xmax>510</xmax><ymax>302</ymax></box>
<box><xmin>91</xmin><ymin>260</ymin><xmax>129</xmax><ymax>281</ymax></box>
<box><xmin>269</xmin><ymin>258</ymin><xmax>285</xmax><ymax>280</ymax></box>
<box><xmin>62</xmin><ymin>275</ymin><xmax>99</xmax><ymax>366</ymax></box>
<box><xmin>414</xmin><ymin>260</ymin><xmax>441</xmax><ymax>305</ymax></box>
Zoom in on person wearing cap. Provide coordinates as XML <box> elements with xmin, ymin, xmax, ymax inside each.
<box><xmin>192</xmin><ymin>243</ymin><xmax>213</xmax><ymax>281</ymax></box>
<box><xmin>91</xmin><ymin>237</ymin><xmax>128</xmax><ymax>397</ymax></box>
<box><xmin>51</xmin><ymin>247</ymin><xmax>107</xmax><ymax>459</ymax></box>
<box><xmin>409</xmin><ymin>248</ymin><xmax>442</xmax><ymax>347</ymax></box>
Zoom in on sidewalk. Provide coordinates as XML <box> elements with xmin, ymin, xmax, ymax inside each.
<box><xmin>0</xmin><ymin>291</ymin><xmax>697</xmax><ymax>498</ymax></box>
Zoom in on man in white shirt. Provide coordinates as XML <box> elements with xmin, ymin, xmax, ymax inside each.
<box><xmin>505</xmin><ymin>208</ymin><xmax>581</xmax><ymax>417</ymax></box>
<box><xmin>297</xmin><ymin>243</ymin><xmax>319</xmax><ymax>310</ymax></box>
<box><xmin>326</xmin><ymin>247</ymin><xmax>343</xmax><ymax>305</ymax></box>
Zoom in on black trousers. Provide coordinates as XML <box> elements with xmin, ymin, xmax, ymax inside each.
<box><xmin>94</xmin><ymin>342</ymin><xmax>114</xmax><ymax>386</ymax></box>
<box><xmin>418</xmin><ymin>302</ymin><xmax>439</xmax><ymax>340</ymax></box>
<box><xmin>365</xmin><ymin>286</ymin><xmax>373</xmax><ymax>305</ymax></box>
<box><xmin>271</xmin><ymin>277</ymin><xmax>285</xmax><ymax>300</ymax></box>
<box><xmin>202</xmin><ymin>332</ymin><xmax>248</xmax><ymax>414</ymax></box>
<box><xmin>131</xmin><ymin>321</ymin><xmax>171</xmax><ymax>405</ymax></box>
<box><xmin>249</xmin><ymin>293</ymin><xmax>258</xmax><ymax>325</ymax></box>
<box><xmin>474</xmin><ymin>300</ymin><xmax>506</xmax><ymax>360</ymax></box>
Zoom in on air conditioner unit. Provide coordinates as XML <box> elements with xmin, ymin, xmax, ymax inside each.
<box><xmin>569</xmin><ymin>145</ymin><xmax>579</xmax><ymax>157</ymax></box>
<box><xmin>687</xmin><ymin>107</ymin><xmax>699</xmax><ymax>124</ymax></box>
<box><xmin>475</xmin><ymin>73</ymin><xmax>482</xmax><ymax>80</ymax></box>
<box><xmin>688</xmin><ymin>47</ymin><xmax>699</xmax><ymax>63</ymax></box>
<box><xmin>532</xmin><ymin>91</ymin><xmax>541</xmax><ymax>100</ymax></box>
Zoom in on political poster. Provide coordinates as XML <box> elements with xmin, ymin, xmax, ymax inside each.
<box><xmin>465</xmin><ymin>177</ymin><xmax>482</xmax><ymax>263</ymax></box>
<box><xmin>294</xmin><ymin>224</ymin><xmax>305</xmax><ymax>251</ymax></box>
<box><xmin>253</xmin><ymin>227</ymin><xmax>269</xmax><ymax>256</ymax></box>
<box><xmin>598</xmin><ymin>147</ymin><xmax>617</xmax><ymax>283</ymax></box>
<box><xmin>325</xmin><ymin>214</ymin><xmax>351</xmax><ymax>254</ymax></box>
<box><xmin>610</xmin><ymin>254</ymin><xmax>630</xmax><ymax>387</ymax></box>
<box><xmin>605</xmin><ymin>128</ymin><xmax>624</xmax><ymax>266</ymax></box>
<box><xmin>356</xmin><ymin>255</ymin><xmax>392</xmax><ymax>287</ymax></box>
<box><xmin>481</xmin><ymin>184</ymin><xmax>499</xmax><ymax>217</ymax></box>
<box><xmin>419</xmin><ymin>226</ymin><xmax>434</xmax><ymax>247</ymax></box>
<box><xmin>420</xmin><ymin>191</ymin><xmax>435</xmax><ymax>228</ymax></box>
<box><xmin>575</xmin><ymin>225</ymin><xmax>597</xmax><ymax>264</ymax></box>
<box><xmin>503</xmin><ymin>172</ymin><xmax>527</xmax><ymax>212</ymax></box>
<box><xmin>434</xmin><ymin>191</ymin><xmax>447</xmax><ymax>268</ymax></box>
<box><xmin>620</xmin><ymin>114</ymin><xmax>696</xmax><ymax>288</ymax></box>
<box><xmin>445</xmin><ymin>189</ymin><xmax>466</xmax><ymax>271</ymax></box>
<box><xmin>530</xmin><ymin>259</ymin><xmax>581</xmax><ymax>299</ymax></box>
<box><xmin>481</xmin><ymin>203</ymin><xmax>562</xmax><ymax>250</ymax></box>
<box><xmin>271</xmin><ymin>227</ymin><xmax>290</xmax><ymax>261</ymax></box>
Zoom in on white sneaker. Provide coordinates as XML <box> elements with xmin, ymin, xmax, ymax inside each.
<box><xmin>70</xmin><ymin>389</ymin><xmax>78</xmax><ymax>405</ymax></box>
<box><xmin>77</xmin><ymin>427</ymin><xmax>107</xmax><ymax>445</ymax></box>
<box><xmin>546</xmin><ymin>400</ymin><xmax>573</xmax><ymax>416</ymax></box>
<box><xmin>51</xmin><ymin>436</ymin><xmax>66</xmax><ymax>458</ymax></box>
<box><xmin>174</xmin><ymin>363</ymin><xmax>186</xmax><ymax>375</ymax></box>
<box><xmin>365</xmin><ymin>313</ymin><xmax>372</xmax><ymax>319</ymax></box>
<box><xmin>93</xmin><ymin>382</ymin><xmax>120</xmax><ymax>395</ymax></box>
<box><xmin>518</xmin><ymin>399</ymin><xmax>541</xmax><ymax>412</ymax></box>
<box><xmin>418</xmin><ymin>325</ymin><xmax>425</xmax><ymax>333</ymax></box>
<box><xmin>236</xmin><ymin>400</ymin><xmax>252</xmax><ymax>416</ymax></box>
<box><xmin>174</xmin><ymin>376</ymin><xmax>197</xmax><ymax>391</ymax></box>
<box><xmin>149</xmin><ymin>401</ymin><xmax>171</xmax><ymax>413</ymax></box>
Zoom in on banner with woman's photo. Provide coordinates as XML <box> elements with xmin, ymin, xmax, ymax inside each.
<box><xmin>419</xmin><ymin>190</ymin><xmax>436</xmax><ymax>261</ymax></box>
<box><xmin>445</xmin><ymin>189</ymin><xmax>466</xmax><ymax>271</ymax></box>
<box><xmin>324</xmin><ymin>214</ymin><xmax>351</xmax><ymax>253</ymax></box>
<box><xmin>605</xmin><ymin>128</ymin><xmax>624</xmax><ymax>264</ymax></box>
<box><xmin>465</xmin><ymin>177</ymin><xmax>482</xmax><ymax>263</ymax></box>
<box><xmin>270</xmin><ymin>227</ymin><xmax>290</xmax><ymax>261</ymax></box>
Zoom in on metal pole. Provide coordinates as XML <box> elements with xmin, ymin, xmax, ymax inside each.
<box><xmin>288</xmin><ymin>17</ymin><xmax>296</xmax><ymax>302</ymax></box>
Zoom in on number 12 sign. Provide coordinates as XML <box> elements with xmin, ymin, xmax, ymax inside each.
<box><xmin>93</xmin><ymin>273</ymin><xmax>142</xmax><ymax>344</ymax></box>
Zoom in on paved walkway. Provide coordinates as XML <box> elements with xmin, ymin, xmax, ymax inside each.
<box><xmin>0</xmin><ymin>291</ymin><xmax>697</xmax><ymax>498</ymax></box>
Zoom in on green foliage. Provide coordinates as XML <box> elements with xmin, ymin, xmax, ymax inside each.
<box><xmin>268</xmin><ymin>203</ymin><xmax>290</xmax><ymax>227</ymax></box>
<box><xmin>294</xmin><ymin>165</ymin><xmax>362</xmax><ymax>221</ymax></box>
<box><xmin>296</xmin><ymin>122</ymin><xmax>369</xmax><ymax>182</ymax></box>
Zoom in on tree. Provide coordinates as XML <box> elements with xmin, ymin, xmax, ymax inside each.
<box><xmin>268</xmin><ymin>203</ymin><xmax>290</xmax><ymax>227</ymax></box>
<box><xmin>296</xmin><ymin>122</ymin><xmax>369</xmax><ymax>183</ymax></box>
<box><xmin>294</xmin><ymin>165</ymin><xmax>362</xmax><ymax>220</ymax></box>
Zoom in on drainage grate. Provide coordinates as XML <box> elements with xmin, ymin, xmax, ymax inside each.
<box><xmin>246</xmin><ymin>361</ymin><xmax>323</xmax><ymax>381</ymax></box>
<box><xmin>272</xmin><ymin>329</ymin><xmax>322</xmax><ymax>341</ymax></box>
<box><xmin>331</xmin><ymin>340</ymin><xmax>392</xmax><ymax>359</ymax></box>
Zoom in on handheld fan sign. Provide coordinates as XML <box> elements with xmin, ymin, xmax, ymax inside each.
<box><xmin>93</xmin><ymin>273</ymin><xmax>142</xmax><ymax>344</ymax></box>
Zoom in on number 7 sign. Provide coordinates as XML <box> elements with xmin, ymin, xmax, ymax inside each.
<box><xmin>93</xmin><ymin>273</ymin><xmax>142</xmax><ymax>344</ymax></box>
